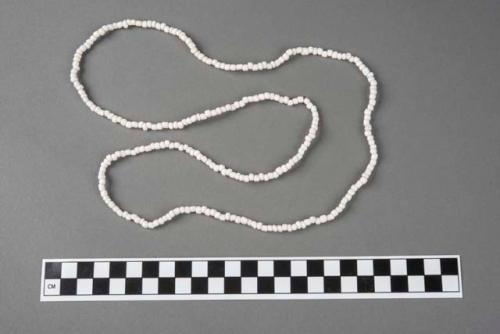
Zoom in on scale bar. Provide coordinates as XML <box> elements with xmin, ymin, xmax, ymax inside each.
<box><xmin>41</xmin><ymin>255</ymin><xmax>462</xmax><ymax>301</ymax></box>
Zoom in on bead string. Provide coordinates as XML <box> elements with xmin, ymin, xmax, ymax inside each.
<box><xmin>70</xmin><ymin>19</ymin><xmax>379</xmax><ymax>232</ymax></box>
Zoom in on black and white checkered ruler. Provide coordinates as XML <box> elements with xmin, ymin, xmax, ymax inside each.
<box><xmin>40</xmin><ymin>255</ymin><xmax>462</xmax><ymax>301</ymax></box>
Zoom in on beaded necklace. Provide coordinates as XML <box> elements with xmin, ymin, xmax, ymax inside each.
<box><xmin>71</xmin><ymin>19</ymin><xmax>379</xmax><ymax>232</ymax></box>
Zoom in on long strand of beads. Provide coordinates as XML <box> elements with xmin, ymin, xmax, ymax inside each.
<box><xmin>70</xmin><ymin>19</ymin><xmax>379</xmax><ymax>232</ymax></box>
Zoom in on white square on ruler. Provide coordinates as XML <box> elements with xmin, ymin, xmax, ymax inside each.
<box><xmin>442</xmin><ymin>275</ymin><xmax>459</xmax><ymax>292</ymax></box>
<box><xmin>126</xmin><ymin>262</ymin><xmax>142</xmax><ymax>278</ymax></box>
<box><xmin>357</xmin><ymin>260</ymin><xmax>374</xmax><ymax>276</ymax></box>
<box><xmin>76</xmin><ymin>279</ymin><xmax>93</xmax><ymax>295</ymax></box>
<box><xmin>93</xmin><ymin>262</ymin><xmax>110</xmax><ymax>278</ymax></box>
<box><xmin>159</xmin><ymin>262</ymin><xmax>175</xmax><ymax>277</ymax></box>
<box><xmin>408</xmin><ymin>276</ymin><xmax>425</xmax><ymax>292</ymax></box>
<box><xmin>424</xmin><ymin>259</ymin><xmax>441</xmax><ymax>275</ymax></box>
<box><xmin>208</xmin><ymin>277</ymin><xmax>224</xmax><ymax>294</ymax></box>
<box><xmin>258</xmin><ymin>261</ymin><xmax>274</xmax><ymax>277</ymax></box>
<box><xmin>291</xmin><ymin>260</ymin><xmax>307</xmax><ymax>276</ymax></box>
<box><xmin>225</xmin><ymin>261</ymin><xmax>241</xmax><ymax>277</ymax></box>
<box><xmin>390</xmin><ymin>259</ymin><xmax>407</xmax><ymax>275</ymax></box>
<box><xmin>142</xmin><ymin>278</ymin><xmax>159</xmax><ymax>294</ymax></box>
<box><xmin>109</xmin><ymin>278</ymin><xmax>126</xmax><ymax>294</ymax></box>
<box><xmin>374</xmin><ymin>276</ymin><xmax>391</xmax><ymax>292</ymax></box>
<box><xmin>274</xmin><ymin>277</ymin><xmax>291</xmax><ymax>293</ymax></box>
<box><xmin>308</xmin><ymin>277</ymin><xmax>324</xmax><ymax>293</ymax></box>
<box><xmin>44</xmin><ymin>279</ymin><xmax>60</xmax><ymax>295</ymax></box>
<box><xmin>60</xmin><ymin>263</ymin><xmax>77</xmax><ymax>279</ymax></box>
<box><xmin>175</xmin><ymin>278</ymin><xmax>191</xmax><ymax>294</ymax></box>
<box><xmin>191</xmin><ymin>261</ymin><xmax>208</xmax><ymax>277</ymax></box>
<box><xmin>324</xmin><ymin>260</ymin><xmax>340</xmax><ymax>276</ymax></box>
<box><xmin>241</xmin><ymin>277</ymin><xmax>258</xmax><ymax>294</ymax></box>
<box><xmin>341</xmin><ymin>276</ymin><xmax>357</xmax><ymax>293</ymax></box>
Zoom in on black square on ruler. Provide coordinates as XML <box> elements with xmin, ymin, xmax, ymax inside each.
<box><xmin>60</xmin><ymin>279</ymin><xmax>77</xmax><ymax>295</ymax></box>
<box><xmin>291</xmin><ymin>277</ymin><xmax>308</xmax><ymax>293</ymax></box>
<box><xmin>357</xmin><ymin>276</ymin><xmax>375</xmax><ymax>293</ymax></box>
<box><xmin>391</xmin><ymin>276</ymin><xmax>408</xmax><ymax>292</ymax></box>
<box><xmin>440</xmin><ymin>258</ymin><xmax>458</xmax><ymax>275</ymax></box>
<box><xmin>257</xmin><ymin>277</ymin><xmax>274</xmax><ymax>293</ymax></box>
<box><xmin>175</xmin><ymin>261</ymin><xmax>191</xmax><ymax>278</ymax></box>
<box><xmin>406</xmin><ymin>259</ymin><xmax>424</xmax><ymax>275</ymax></box>
<box><xmin>142</xmin><ymin>261</ymin><xmax>159</xmax><ymax>278</ymax></box>
<box><xmin>125</xmin><ymin>278</ymin><xmax>142</xmax><ymax>294</ymax></box>
<box><xmin>340</xmin><ymin>260</ymin><xmax>357</xmax><ymax>276</ymax></box>
<box><xmin>274</xmin><ymin>261</ymin><xmax>291</xmax><ymax>277</ymax></box>
<box><xmin>208</xmin><ymin>261</ymin><xmax>225</xmax><ymax>277</ymax></box>
<box><xmin>191</xmin><ymin>277</ymin><xmax>208</xmax><ymax>294</ymax></box>
<box><xmin>241</xmin><ymin>261</ymin><xmax>258</xmax><ymax>277</ymax></box>
<box><xmin>93</xmin><ymin>278</ymin><xmax>110</xmax><ymax>295</ymax></box>
<box><xmin>224</xmin><ymin>277</ymin><xmax>241</xmax><ymax>294</ymax></box>
<box><xmin>158</xmin><ymin>278</ymin><xmax>175</xmax><ymax>294</ymax></box>
<box><xmin>109</xmin><ymin>262</ymin><xmax>127</xmax><ymax>278</ymax></box>
<box><xmin>77</xmin><ymin>262</ymin><xmax>94</xmax><ymax>278</ymax></box>
<box><xmin>425</xmin><ymin>275</ymin><xmax>443</xmax><ymax>292</ymax></box>
<box><xmin>373</xmin><ymin>259</ymin><xmax>391</xmax><ymax>276</ymax></box>
<box><xmin>45</xmin><ymin>262</ymin><xmax>61</xmax><ymax>279</ymax></box>
<box><xmin>324</xmin><ymin>276</ymin><xmax>341</xmax><ymax>293</ymax></box>
<box><xmin>307</xmin><ymin>260</ymin><xmax>324</xmax><ymax>276</ymax></box>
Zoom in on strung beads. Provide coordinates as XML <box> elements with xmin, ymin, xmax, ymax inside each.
<box><xmin>71</xmin><ymin>19</ymin><xmax>379</xmax><ymax>232</ymax></box>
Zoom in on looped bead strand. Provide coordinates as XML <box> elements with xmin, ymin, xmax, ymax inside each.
<box><xmin>71</xmin><ymin>19</ymin><xmax>379</xmax><ymax>232</ymax></box>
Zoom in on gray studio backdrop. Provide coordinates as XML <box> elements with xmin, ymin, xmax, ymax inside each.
<box><xmin>0</xmin><ymin>0</ymin><xmax>499</xmax><ymax>333</ymax></box>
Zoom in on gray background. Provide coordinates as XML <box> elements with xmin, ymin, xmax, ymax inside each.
<box><xmin>1</xmin><ymin>0</ymin><xmax>499</xmax><ymax>333</ymax></box>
